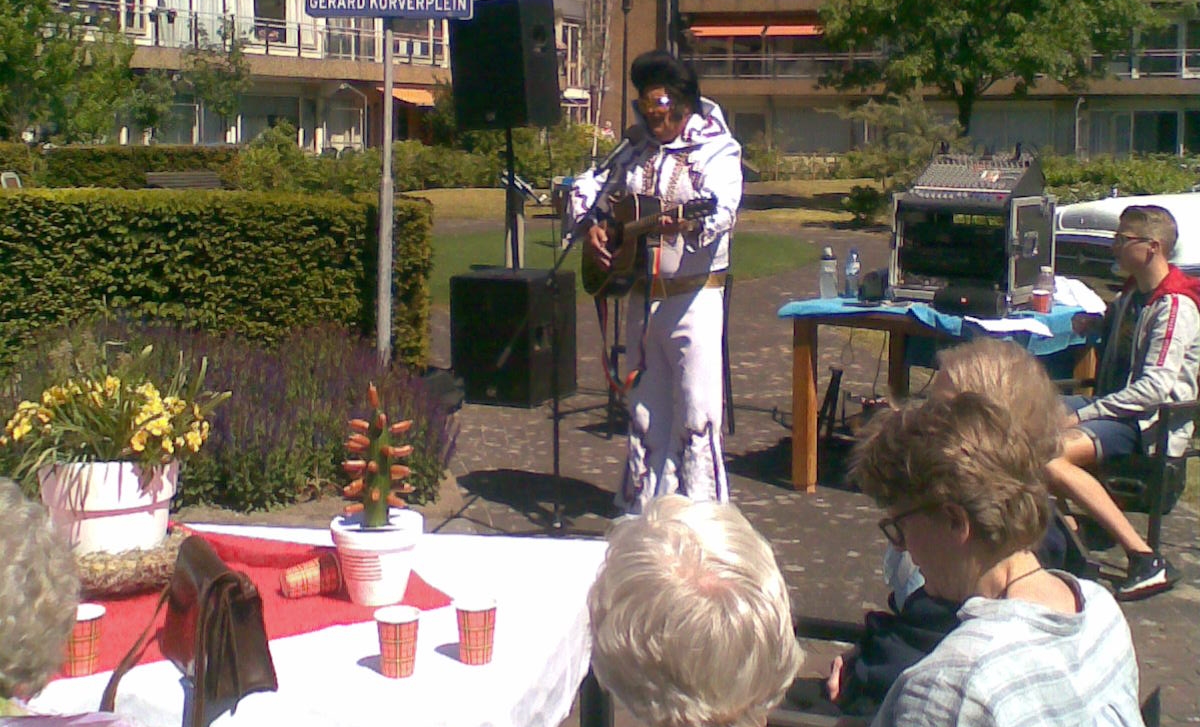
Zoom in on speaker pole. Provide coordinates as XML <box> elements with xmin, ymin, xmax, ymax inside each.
<box><xmin>549</xmin><ymin>269</ymin><xmax>565</xmax><ymax>531</ymax></box>
<box><xmin>504</xmin><ymin>127</ymin><xmax>522</xmax><ymax>270</ymax></box>
<box><xmin>604</xmin><ymin>0</ymin><xmax>634</xmax><ymax>438</ymax></box>
<box><xmin>377</xmin><ymin>18</ymin><xmax>395</xmax><ymax>367</ymax></box>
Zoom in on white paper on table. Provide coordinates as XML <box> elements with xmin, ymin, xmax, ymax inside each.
<box><xmin>963</xmin><ymin>316</ymin><xmax>1053</xmax><ymax>337</ymax></box>
<box><xmin>1054</xmin><ymin>276</ymin><xmax>1108</xmax><ymax>314</ymax></box>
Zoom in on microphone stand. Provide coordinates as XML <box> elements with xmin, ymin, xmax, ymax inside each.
<box><xmin>542</xmin><ymin>185</ymin><xmax>623</xmax><ymax>531</ymax></box>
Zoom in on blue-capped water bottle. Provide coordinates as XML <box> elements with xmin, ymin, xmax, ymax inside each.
<box><xmin>843</xmin><ymin>247</ymin><xmax>861</xmax><ymax>299</ymax></box>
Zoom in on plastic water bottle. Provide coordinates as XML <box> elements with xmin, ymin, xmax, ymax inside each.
<box><xmin>843</xmin><ymin>247</ymin><xmax>862</xmax><ymax>299</ymax></box>
<box><xmin>1032</xmin><ymin>265</ymin><xmax>1055</xmax><ymax>314</ymax></box>
<box><xmin>819</xmin><ymin>246</ymin><xmax>838</xmax><ymax>299</ymax></box>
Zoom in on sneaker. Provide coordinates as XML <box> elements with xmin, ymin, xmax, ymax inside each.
<box><xmin>1115</xmin><ymin>552</ymin><xmax>1180</xmax><ymax>601</ymax></box>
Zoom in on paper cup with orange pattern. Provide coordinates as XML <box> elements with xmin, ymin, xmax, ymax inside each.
<box><xmin>280</xmin><ymin>552</ymin><xmax>342</xmax><ymax>598</ymax></box>
<box><xmin>375</xmin><ymin>605</ymin><xmax>420</xmax><ymax>678</ymax></box>
<box><xmin>454</xmin><ymin>597</ymin><xmax>497</xmax><ymax>666</ymax></box>
<box><xmin>63</xmin><ymin>603</ymin><xmax>106</xmax><ymax>677</ymax></box>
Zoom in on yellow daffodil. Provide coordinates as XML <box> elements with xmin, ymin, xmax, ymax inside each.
<box><xmin>161</xmin><ymin>437</ymin><xmax>175</xmax><ymax>454</ymax></box>
<box><xmin>184</xmin><ymin>430</ymin><xmax>203</xmax><ymax>452</ymax></box>
<box><xmin>104</xmin><ymin>376</ymin><xmax>121</xmax><ymax>397</ymax></box>
<box><xmin>130</xmin><ymin>429</ymin><xmax>149</xmax><ymax>452</ymax></box>
<box><xmin>11</xmin><ymin>419</ymin><xmax>32</xmax><ymax>442</ymax></box>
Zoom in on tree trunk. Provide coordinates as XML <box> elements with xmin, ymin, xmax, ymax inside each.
<box><xmin>956</xmin><ymin>95</ymin><xmax>974</xmax><ymax>136</ymax></box>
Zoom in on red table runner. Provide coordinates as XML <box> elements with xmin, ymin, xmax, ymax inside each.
<box><xmin>69</xmin><ymin>529</ymin><xmax>451</xmax><ymax>678</ymax></box>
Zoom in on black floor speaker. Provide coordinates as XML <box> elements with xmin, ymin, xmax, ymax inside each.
<box><xmin>450</xmin><ymin>268</ymin><xmax>576</xmax><ymax>407</ymax></box>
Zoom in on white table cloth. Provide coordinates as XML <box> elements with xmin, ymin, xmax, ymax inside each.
<box><xmin>30</xmin><ymin>525</ymin><xmax>609</xmax><ymax>727</ymax></box>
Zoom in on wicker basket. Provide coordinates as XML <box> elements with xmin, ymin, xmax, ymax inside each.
<box><xmin>76</xmin><ymin>528</ymin><xmax>186</xmax><ymax>599</ymax></box>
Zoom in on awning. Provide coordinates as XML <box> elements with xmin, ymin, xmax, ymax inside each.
<box><xmin>765</xmin><ymin>24</ymin><xmax>822</xmax><ymax>36</ymax></box>
<box><xmin>689</xmin><ymin>25</ymin><xmax>766</xmax><ymax>37</ymax></box>
<box><xmin>688</xmin><ymin>23</ymin><xmax>822</xmax><ymax>37</ymax></box>
<box><xmin>375</xmin><ymin>86</ymin><xmax>436</xmax><ymax>107</ymax></box>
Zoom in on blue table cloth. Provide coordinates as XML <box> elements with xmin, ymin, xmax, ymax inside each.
<box><xmin>777</xmin><ymin>297</ymin><xmax>1088</xmax><ymax>364</ymax></box>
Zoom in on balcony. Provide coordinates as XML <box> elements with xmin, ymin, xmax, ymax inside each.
<box><xmin>685</xmin><ymin>51</ymin><xmax>882</xmax><ymax>79</ymax></box>
<box><xmin>60</xmin><ymin>1</ymin><xmax>448</xmax><ymax>67</ymax></box>
<box><xmin>686</xmin><ymin>49</ymin><xmax>1200</xmax><ymax>81</ymax></box>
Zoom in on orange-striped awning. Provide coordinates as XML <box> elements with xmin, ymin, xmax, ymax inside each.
<box><xmin>689</xmin><ymin>25</ymin><xmax>766</xmax><ymax>37</ymax></box>
<box><xmin>689</xmin><ymin>23</ymin><xmax>822</xmax><ymax>37</ymax></box>
<box><xmin>376</xmin><ymin>86</ymin><xmax>436</xmax><ymax>107</ymax></box>
<box><xmin>765</xmin><ymin>24</ymin><xmax>822</xmax><ymax>36</ymax></box>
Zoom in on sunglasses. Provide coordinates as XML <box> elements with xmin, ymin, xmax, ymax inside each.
<box><xmin>1113</xmin><ymin>232</ymin><xmax>1156</xmax><ymax>248</ymax></box>
<box><xmin>638</xmin><ymin>94</ymin><xmax>674</xmax><ymax>114</ymax></box>
<box><xmin>878</xmin><ymin>503</ymin><xmax>940</xmax><ymax>548</ymax></box>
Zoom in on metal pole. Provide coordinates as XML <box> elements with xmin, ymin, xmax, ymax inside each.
<box><xmin>378</xmin><ymin>21</ymin><xmax>395</xmax><ymax>367</ymax></box>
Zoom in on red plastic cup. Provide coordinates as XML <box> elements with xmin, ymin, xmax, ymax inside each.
<box><xmin>63</xmin><ymin>603</ymin><xmax>106</xmax><ymax>677</ymax></box>
<box><xmin>1032</xmin><ymin>289</ymin><xmax>1052</xmax><ymax>314</ymax></box>
<box><xmin>280</xmin><ymin>553</ymin><xmax>342</xmax><ymax>598</ymax></box>
<box><xmin>375</xmin><ymin>605</ymin><xmax>420</xmax><ymax>678</ymax></box>
<box><xmin>454</xmin><ymin>597</ymin><xmax>497</xmax><ymax>666</ymax></box>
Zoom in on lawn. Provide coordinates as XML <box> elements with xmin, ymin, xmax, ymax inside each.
<box><xmin>421</xmin><ymin>181</ymin><xmax>852</xmax><ymax>306</ymax></box>
<box><xmin>429</xmin><ymin>225</ymin><xmax>820</xmax><ymax>307</ymax></box>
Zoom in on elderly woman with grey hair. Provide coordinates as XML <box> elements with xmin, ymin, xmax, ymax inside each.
<box><xmin>852</xmin><ymin>396</ymin><xmax>1141</xmax><ymax>726</ymax></box>
<box><xmin>587</xmin><ymin>495</ymin><xmax>804</xmax><ymax>727</ymax></box>
<box><xmin>0</xmin><ymin>477</ymin><xmax>143</xmax><ymax>725</ymax></box>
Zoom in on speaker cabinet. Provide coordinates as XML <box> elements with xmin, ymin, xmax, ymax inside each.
<box><xmin>448</xmin><ymin>0</ymin><xmax>562</xmax><ymax>130</ymax></box>
<box><xmin>450</xmin><ymin>268</ymin><xmax>576</xmax><ymax>407</ymax></box>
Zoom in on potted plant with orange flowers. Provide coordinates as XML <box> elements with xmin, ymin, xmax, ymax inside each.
<box><xmin>1</xmin><ymin>343</ymin><xmax>229</xmax><ymax>555</ymax></box>
<box><xmin>329</xmin><ymin>382</ymin><xmax>423</xmax><ymax>606</ymax></box>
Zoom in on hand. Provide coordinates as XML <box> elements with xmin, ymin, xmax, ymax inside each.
<box><xmin>1071</xmin><ymin>313</ymin><xmax>1102</xmax><ymax>336</ymax></box>
<box><xmin>585</xmin><ymin>223</ymin><xmax>611</xmax><ymax>271</ymax></box>
<box><xmin>826</xmin><ymin>647</ymin><xmax>859</xmax><ymax>703</ymax></box>
<box><xmin>657</xmin><ymin>215</ymin><xmax>697</xmax><ymax>236</ymax></box>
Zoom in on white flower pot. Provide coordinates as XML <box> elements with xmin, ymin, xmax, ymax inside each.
<box><xmin>330</xmin><ymin>508</ymin><xmax>423</xmax><ymax>607</ymax></box>
<box><xmin>38</xmin><ymin>461</ymin><xmax>178</xmax><ymax>556</ymax></box>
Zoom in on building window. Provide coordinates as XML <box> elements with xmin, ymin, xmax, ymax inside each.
<box><xmin>1133</xmin><ymin>110</ymin><xmax>1178</xmax><ymax>154</ymax></box>
<box><xmin>1138</xmin><ymin>24</ymin><xmax>1180</xmax><ymax>77</ymax></box>
<box><xmin>254</xmin><ymin>0</ymin><xmax>287</xmax><ymax>43</ymax></box>
<box><xmin>1187</xmin><ymin>21</ymin><xmax>1200</xmax><ymax>76</ymax></box>
<box><xmin>1184</xmin><ymin>111</ymin><xmax>1200</xmax><ymax>154</ymax></box>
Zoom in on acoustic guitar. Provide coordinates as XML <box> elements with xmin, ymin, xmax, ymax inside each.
<box><xmin>581</xmin><ymin>194</ymin><xmax>718</xmax><ymax>298</ymax></box>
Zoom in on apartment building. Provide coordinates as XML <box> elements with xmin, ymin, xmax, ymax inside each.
<box><xmin>84</xmin><ymin>0</ymin><xmax>589</xmax><ymax>149</ymax></box>
<box><xmin>600</xmin><ymin>0</ymin><xmax>1200</xmax><ymax>157</ymax></box>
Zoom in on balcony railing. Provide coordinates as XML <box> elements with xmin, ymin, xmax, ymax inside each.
<box><xmin>684</xmin><ymin>52</ymin><xmax>882</xmax><ymax>79</ymax></box>
<box><xmin>687</xmin><ymin>49</ymin><xmax>1200</xmax><ymax>81</ymax></box>
<box><xmin>60</xmin><ymin>1</ymin><xmax>448</xmax><ymax>66</ymax></box>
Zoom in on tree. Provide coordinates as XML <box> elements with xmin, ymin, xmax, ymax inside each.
<box><xmin>60</xmin><ymin>30</ymin><xmax>137</xmax><ymax>143</ymax></box>
<box><xmin>819</xmin><ymin>0</ymin><xmax>1157</xmax><ymax>134</ymax></box>
<box><xmin>839</xmin><ymin>92</ymin><xmax>965</xmax><ymax>191</ymax></box>
<box><xmin>182</xmin><ymin>21</ymin><xmax>251</xmax><ymax>136</ymax></box>
<box><xmin>0</xmin><ymin>0</ymin><xmax>80</xmax><ymax>139</ymax></box>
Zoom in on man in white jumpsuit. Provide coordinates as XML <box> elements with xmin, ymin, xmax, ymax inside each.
<box><xmin>570</xmin><ymin>50</ymin><xmax>742</xmax><ymax>514</ymax></box>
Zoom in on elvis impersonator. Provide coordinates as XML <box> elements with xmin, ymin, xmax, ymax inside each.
<box><xmin>570</xmin><ymin>50</ymin><xmax>742</xmax><ymax>514</ymax></box>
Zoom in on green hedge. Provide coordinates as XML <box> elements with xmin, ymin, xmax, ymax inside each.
<box><xmin>40</xmin><ymin>145</ymin><xmax>240</xmax><ymax>189</ymax></box>
<box><xmin>0</xmin><ymin>189</ymin><xmax>431</xmax><ymax>372</ymax></box>
<box><xmin>1041</xmin><ymin>154</ymin><xmax>1200</xmax><ymax>204</ymax></box>
<box><xmin>0</xmin><ymin>143</ymin><xmax>39</xmax><ymax>184</ymax></box>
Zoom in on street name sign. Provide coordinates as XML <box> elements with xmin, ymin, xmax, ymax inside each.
<box><xmin>304</xmin><ymin>0</ymin><xmax>473</xmax><ymax>19</ymax></box>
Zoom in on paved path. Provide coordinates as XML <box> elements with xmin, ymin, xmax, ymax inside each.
<box><xmin>185</xmin><ymin>223</ymin><xmax>1200</xmax><ymax>724</ymax></box>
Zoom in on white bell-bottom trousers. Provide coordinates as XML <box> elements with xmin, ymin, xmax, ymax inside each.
<box><xmin>617</xmin><ymin>287</ymin><xmax>729</xmax><ymax>514</ymax></box>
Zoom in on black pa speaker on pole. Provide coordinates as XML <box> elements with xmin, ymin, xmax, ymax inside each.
<box><xmin>448</xmin><ymin>0</ymin><xmax>562</xmax><ymax>130</ymax></box>
<box><xmin>450</xmin><ymin>268</ymin><xmax>576</xmax><ymax>407</ymax></box>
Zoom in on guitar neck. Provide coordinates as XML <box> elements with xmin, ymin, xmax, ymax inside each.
<box><xmin>623</xmin><ymin>202</ymin><xmax>685</xmax><ymax>238</ymax></box>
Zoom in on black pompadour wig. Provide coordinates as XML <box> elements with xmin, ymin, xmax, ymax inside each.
<box><xmin>629</xmin><ymin>50</ymin><xmax>701</xmax><ymax>113</ymax></box>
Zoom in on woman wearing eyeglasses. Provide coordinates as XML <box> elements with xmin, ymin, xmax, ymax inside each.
<box><xmin>851</xmin><ymin>395</ymin><xmax>1142</xmax><ymax>726</ymax></box>
<box><xmin>569</xmin><ymin>49</ymin><xmax>741</xmax><ymax>514</ymax></box>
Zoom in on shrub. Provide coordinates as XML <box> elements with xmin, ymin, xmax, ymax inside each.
<box><xmin>842</xmin><ymin>185</ymin><xmax>886</xmax><ymax>225</ymax></box>
<box><xmin>0</xmin><ymin>143</ymin><xmax>39</xmax><ymax>184</ymax></box>
<box><xmin>0</xmin><ymin>320</ymin><xmax>457</xmax><ymax>510</ymax></box>
<box><xmin>1042</xmin><ymin>154</ymin><xmax>1200</xmax><ymax>204</ymax></box>
<box><xmin>0</xmin><ymin>189</ymin><xmax>432</xmax><ymax>372</ymax></box>
<box><xmin>39</xmin><ymin>145</ymin><xmax>240</xmax><ymax>188</ymax></box>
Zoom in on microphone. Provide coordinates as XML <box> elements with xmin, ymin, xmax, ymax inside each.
<box><xmin>595</xmin><ymin>125</ymin><xmax>652</xmax><ymax>176</ymax></box>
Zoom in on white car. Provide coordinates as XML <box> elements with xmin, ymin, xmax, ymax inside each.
<box><xmin>1055</xmin><ymin>192</ymin><xmax>1200</xmax><ymax>292</ymax></box>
